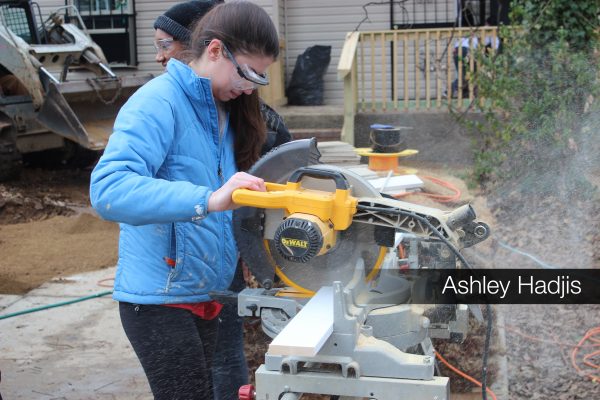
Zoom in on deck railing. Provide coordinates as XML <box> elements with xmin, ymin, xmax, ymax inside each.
<box><xmin>259</xmin><ymin>39</ymin><xmax>287</xmax><ymax>107</ymax></box>
<box><xmin>337</xmin><ymin>27</ymin><xmax>499</xmax><ymax>144</ymax></box>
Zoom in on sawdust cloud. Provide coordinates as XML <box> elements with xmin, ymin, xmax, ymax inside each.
<box><xmin>485</xmin><ymin>97</ymin><xmax>600</xmax><ymax>271</ymax></box>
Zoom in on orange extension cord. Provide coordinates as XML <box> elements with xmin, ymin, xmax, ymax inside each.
<box><xmin>393</xmin><ymin>175</ymin><xmax>462</xmax><ymax>203</ymax></box>
<box><xmin>571</xmin><ymin>327</ymin><xmax>600</xmax><ymax>382</ymax></box>
<box><xmin>97</xmin><ymin>277</ymin><xmax>114</xmax><ymax>288</ymax></box>
<box><xmin>435</xmin><ymin>350</ymin><xmax>498</xmax><ymax>400</ymax></box>
<box><xmin>506</xmin><ymin>324</ymin><xmax>600</xmax><ymax>382</ymax></box>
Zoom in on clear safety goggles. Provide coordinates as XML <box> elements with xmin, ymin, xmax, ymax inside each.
<box><xmin>218</xmin><ymin>41</ymin><xmax>269</xmax><ymax>90</ymax></box>
<box><xmin>154</xmin><ymin>38</ymin><xmax>174</xmax><ymax>54</ymax></box>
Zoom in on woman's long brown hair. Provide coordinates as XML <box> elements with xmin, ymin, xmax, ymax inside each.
<box><xmin>189</xmin><ymin>1</ymin><xmax>279</xmax><ymax>171</ymax></box>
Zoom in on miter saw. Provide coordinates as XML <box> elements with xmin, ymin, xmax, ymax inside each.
<box><xmin>228</xmin><ymin>139</ymin><xmax>490</xmax><ymax>400</ymax></box>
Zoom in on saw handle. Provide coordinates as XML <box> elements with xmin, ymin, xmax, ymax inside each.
<box><xmin>232</xmin><ymin>167</ymin><xmax>358</xmax><ymax>231</ymax></box>
<box><xmin>288</xmin><ymin>167</ymin><xmax>350</xmax><ymax>190</ymax></box>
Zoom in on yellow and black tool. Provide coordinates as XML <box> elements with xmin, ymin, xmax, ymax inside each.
<box><xmin>233</xmin><ymin>163</ymin><xmax>386</xmax><ymax>295</ymax></box>
<box><xmin>233</xmin><ymin>168</ymin><xmax>358</xmax><ymax>262</ymax></box>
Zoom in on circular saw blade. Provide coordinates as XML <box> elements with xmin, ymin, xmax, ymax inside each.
<box><xmin>266</xmin><ymin>165</ymin><xmax>384</xmax><ymax>294</ymax></box>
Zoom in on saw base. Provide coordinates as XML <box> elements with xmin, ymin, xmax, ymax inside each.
<box><xmin>237</xmin><ymin>259</ymin><xmax>470</xmax><ymax>400</ymax></box>
<box><xmin>255</xmin><ymin>366</ymin><xmax>449</xmax><ymax>400</ymax></box>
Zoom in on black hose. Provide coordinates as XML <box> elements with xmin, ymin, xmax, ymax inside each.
<box><xmin>481</xmin><ymin>303</ymin><xmax>493</xmax><ymax>400</ymax></box>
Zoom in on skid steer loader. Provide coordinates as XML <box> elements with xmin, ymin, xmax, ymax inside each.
<box><xmin>0</xmin><ymin>0</ymin><xmax>152</xmax><ymax>180</ymax></box>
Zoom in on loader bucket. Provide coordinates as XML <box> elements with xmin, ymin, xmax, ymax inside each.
<box><xmin>36</xmin><ymin>75</ymin><xmax>151</xmax><ymax>150</ymax></box>
<box><xmin>36</xmin><ymin>83</ymin><xmax>91</xmax><ymax>149</ymax></box>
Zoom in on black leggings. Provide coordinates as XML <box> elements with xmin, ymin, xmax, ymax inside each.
<box><xmin>119</xmin><ymin>302</ymin><xmax>219</xmax><ymax>400</ymax></box>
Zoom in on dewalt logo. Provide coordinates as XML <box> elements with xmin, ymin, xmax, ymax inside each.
<box><xmin>281</xmin><ymin>238</ymin><xmax>309</xmax><ymax>249</ymax></box>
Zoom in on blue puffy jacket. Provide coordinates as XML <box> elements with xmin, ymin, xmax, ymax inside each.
<box><xmin>90</xmin><ymin>59</ymin><xmax>238</xmax><ymax>304</ymax></box>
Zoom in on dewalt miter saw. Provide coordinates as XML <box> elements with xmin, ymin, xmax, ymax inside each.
<box><xmin>229</xmin><ymin>139</ymin><xmax>490</xmax><ymax>400</ymax></box>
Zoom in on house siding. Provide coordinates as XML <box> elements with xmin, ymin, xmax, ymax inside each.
<box><xmin>283</xmin><ymin>0</ymin><xmax>459</xmax><ymax>105</ymax></box>
<box><xmin>34</xmin><ymin>0</ymin><xmax>464</xmax><ymax>105</ymax></box>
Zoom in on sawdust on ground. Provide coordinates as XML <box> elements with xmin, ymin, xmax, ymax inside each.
<box><xmin>0</xmin><ymin>168</ymin><xmax>119</xmax><ymax>294</ymax></box>
<box><xmin>0</xmin><ymin>213</ymin><xmax>118</xmax><ymax>294</ymax></box>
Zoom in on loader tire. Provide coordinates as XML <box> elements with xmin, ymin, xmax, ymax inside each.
<box><xmin>23</xmin><ymin>140</ymin><xmax>100</xmax><ymax>169</ymax></box>
<box><xmin>61</xmin><ymin>141</ymin><xmax>102</xmax><ymax>168</ymax></box>
<box><xmin>0</xmin><ymin>141</ymin><xmax>22</xmax><ymax>181</ymax></box>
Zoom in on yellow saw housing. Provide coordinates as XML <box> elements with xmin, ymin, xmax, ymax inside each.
<box><xmin>233</xmin><ymin>168</ymin><xmax>359</xmax><ymax>262</ymax></box>
<box><xmin>233</xmin><ymin>180</ymin><xmax>358</xmax><ymax>231</ymax></box>
<box><xmin>233</xmin><ymin>177</ymin><xmax>357</xmax><ymax>262</ymax></box>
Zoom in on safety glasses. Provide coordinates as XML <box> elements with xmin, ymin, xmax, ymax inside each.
<box><xmin>154</xmin><ymin>38</ymin><xmax>174</xmax><ymax>54</ymax></box>
<box><xmin>204</xmin><ymin>40</ymin><xmax>269</xmax><ymax>88</ymax></box>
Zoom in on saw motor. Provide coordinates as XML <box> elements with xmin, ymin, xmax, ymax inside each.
<box><xmin>233</xmin><ymin>167</ymin><xmax>359</xmax><ymax>264</ymax></box>
<box><xmin>273</xmin><ymin>213</ymin><xmax>335</xmax><ymax>262</ymax></box>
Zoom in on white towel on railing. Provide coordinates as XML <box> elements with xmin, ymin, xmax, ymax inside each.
<box><xmin>454</xmin><ymin>36</ymin><xmax>479</xmax><ymax>49</ymax></box>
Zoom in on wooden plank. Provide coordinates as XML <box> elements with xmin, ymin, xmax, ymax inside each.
<box><xmin>425</xmin><ymin>31</ymin><xmax>431</xmax><ymax>110</ymax></box>
<box><xmin>259</xmin><ymin>58</ymin><xmax>286</xmax><ymax>106</ymax></box>
<box><xmin>370</xmin><ymin>33</ymin><xmax>375</xmax><ymax>112</ymax></box>
<box><xmin>403</xmin><ymin>35</ymin><xmax>409</xmax><ymax>110</ymax></box>
<box><xmin>447</xmin><ymin>35</ymin><xmax>452</xmax><ymax>108</ymax></box>
<box><xmin>268</xmin><ymin>287</ymin><xmax>334</xmax><ymax>357</ymax></box>
<box><xmin>381</xmin><ymin>33</ymin><xmax>386</xmax><ymax>112</ymax></box>
<box><xmin>436</xmin><ymin>30</ymin><xmax>441</xmax><ymax>108</ymax></box>
<box><xmin>360</xmin><ymin>38</ymin><xmax>365</xmax><ymax>111</ymax></box>
<box><xmin>393</xmin><ymin>32</ymin><xmax>398</xmax><ymax>110</ymax></box>
<box><xmin>352</xmin><ymin>56</ymin><xmax>358</xmax><ymax>114</ymax></box>
<box><xmin>344</xmin><ymin>165</ymin><xmax>380</xmax><ymax>179</ymax></box>
<box><xmin>368</xmin><ymin>174</ymin><xmax>424</xmax><ymax>194</ymax></box>
<box><xmin>414</xmin><ymin>32</ymin><xmax>420</xmax><ymax>110</ymax></box>
<box><xmin>337</xmin><ymin>31</ymin><xmax>360</xmax><ymax>79</ymax></box>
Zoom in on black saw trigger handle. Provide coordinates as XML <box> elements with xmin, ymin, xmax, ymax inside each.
<box><xmin>288</xmin><ymin>167</ymin><xmax>350</xmax><ymax>190</ymax></box>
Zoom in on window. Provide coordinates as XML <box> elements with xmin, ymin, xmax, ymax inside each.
<box><xmin>72</xmin><ymin>0</ymin><xmax>137</xmax><ymax>66</ymax></box>
<box><xmin>393</xmin><ymin>0</ymin><xmax>494</xmax><ymax>30</ymax></box>
<box><xmin>75</xmin><ymin>0</ymin><xmax>133</xmax><ymax>16</ymax></box>
<box><xmin>0</xmin><ymin>4</ymin><xmax>35</xmax><ymax>43</ymax></box>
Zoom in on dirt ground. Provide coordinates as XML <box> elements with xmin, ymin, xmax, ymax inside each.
<box><xmin>1</xmin><ymin>161</ymin><xmax>598</xmax><ymax>399</ymax></box>
<box><xmin>0</xmin><ymin>168</ymin><xmax>118</xmax><ymax>294</ymax></box>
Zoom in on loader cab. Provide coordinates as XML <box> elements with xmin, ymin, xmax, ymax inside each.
<box><xmin>0</xmin><ymin>0</ymin><xmax>40</xmax><ymax>44</ymax></box>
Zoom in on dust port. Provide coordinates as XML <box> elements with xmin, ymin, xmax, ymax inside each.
<box><xmin>474</xmin><ymin>225</ymin><xmax>488</xmax><ymax>237</ymax></box>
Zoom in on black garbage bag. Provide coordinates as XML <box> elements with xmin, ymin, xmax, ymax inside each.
<box><xmin>286</xmin><ymin>45</ymin><xmax>332</xmax><ymax>105</ymax></box>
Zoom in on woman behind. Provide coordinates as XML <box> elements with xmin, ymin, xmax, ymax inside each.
<box><xmin>153</xmin><ymin>1</ymin><xmax>222</xmax><ymax>68</ymax></box>
<box><xmin>89</xmin><ymin>2</ymin><xmax>279</xmax><ymax>399</ymax></box>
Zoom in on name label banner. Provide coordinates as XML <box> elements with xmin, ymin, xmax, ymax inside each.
<box><xmin>401</xmin><ymin>269</ymin><xmax>600</xmax><ymax>304</ymax></box>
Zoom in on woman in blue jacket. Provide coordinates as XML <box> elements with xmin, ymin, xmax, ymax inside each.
<box><xmin>152</xmin><ymin>2</ymin><xmax>290</xmax><ymax>399</ymax></box>
<box><xmin>89</xmin><ymin>2</ymin><xmax>279</xmax><ymax>399</ymax></box>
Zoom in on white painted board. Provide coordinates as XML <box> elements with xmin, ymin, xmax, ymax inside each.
<box><xmin>268</xmin><ymin>286</ymin><xmax>334</xmax><ymax>357</ymax></box>
<box><xmin>368</xmin><ymin>174</ymin><xmax>424</xmax><ymax>194</ymax></box>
